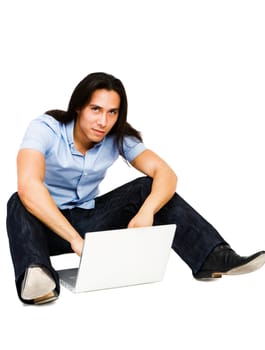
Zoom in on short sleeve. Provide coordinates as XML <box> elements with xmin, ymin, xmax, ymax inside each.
<box><xmin>122</xmin><ymin>136</ymin><xmax>146</xmax><ymax>162</ymax></box>
<box><xmin>19</xmin><ymin>115</ymin><xmax>58</xmax><ymax>155</ymax></box>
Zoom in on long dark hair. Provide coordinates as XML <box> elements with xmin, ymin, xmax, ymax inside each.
<box><xmin>46</xmin><ymin>72</ymin><xmax>142</xmax><ymax>157</ymax></box>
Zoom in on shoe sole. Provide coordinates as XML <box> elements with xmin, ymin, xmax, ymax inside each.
<box><xmin>196</xmin><ymin>252</ymin><xmax>265</xmax><ymax>280</ymax></box>
<box><xmin>222</xmin><ymin>253</ymin><xmax>265</xmax><ymax>276</ymax></box>
<box><xmin>34</xmin><ymin>291</ymin><xmax>58</xmax><ymax>305</ymax></box>
<box><xmin>210</xmin><ymin>253</ymin><xmax>265</xmax><ymax>278</ymax></box>
<box><xmin>21</xmin><ymin>266</ymin><xmax>56</xmax><ymax>300</ymax></box>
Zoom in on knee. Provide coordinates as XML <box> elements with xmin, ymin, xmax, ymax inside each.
<box><xmin>133</xmin><ymin>176</ymin><xmax>153</xmax><ymax>196</ymax></box>
<box><xmin>7</xmin><ymin>192</ymin><xmax>20</xmax><ymax>211</ymax></box>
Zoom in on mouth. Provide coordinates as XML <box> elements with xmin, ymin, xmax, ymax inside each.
<box><xmin>92</xmin><ymin>128</ymin><xmax>105</xmax><ymax>136</ymax></box>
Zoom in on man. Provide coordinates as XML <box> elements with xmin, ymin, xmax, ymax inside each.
<box><xmin>6</xmin><ymin>72</ymin><xmax>265</xmax><ymax>305</ymax></box>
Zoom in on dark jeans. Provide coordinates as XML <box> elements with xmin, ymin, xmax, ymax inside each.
<box><xmin>6</xmin><ymin>176</ymin><xmax>226</xmax><ymax>304</ymax></box>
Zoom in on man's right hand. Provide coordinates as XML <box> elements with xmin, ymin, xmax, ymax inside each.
<box><xmin>70</xmin><ymin>235</ymin><xmax>84</xmax><ymax>256</ymax></box>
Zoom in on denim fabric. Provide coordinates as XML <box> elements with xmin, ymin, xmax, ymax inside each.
<box><xmin>6</xmin><ymin>176</ymin><xmax>226</xmax><ymax>303</ymax></box>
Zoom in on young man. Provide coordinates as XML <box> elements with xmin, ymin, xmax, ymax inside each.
<box><xmin>6</xmin><ymin>72</ymin><xmax>265</xmax><ymax>305</ymax></box>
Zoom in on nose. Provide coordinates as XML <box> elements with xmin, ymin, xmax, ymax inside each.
<box><xmin>97</xmin><ymin>112</ymin><xmax>107</xmax><ymax>127</ymax></box>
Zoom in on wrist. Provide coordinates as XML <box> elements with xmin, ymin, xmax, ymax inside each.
<box><xmin>70</xmin><ymin>235</ymin><xmax>84</xmax><ymax>256</ymax></box>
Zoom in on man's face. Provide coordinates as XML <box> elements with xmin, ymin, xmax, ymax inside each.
<box><xmin>74</xmin><ymin>89</ymin><xmax>120</xmax><ymax>152</ymax></box>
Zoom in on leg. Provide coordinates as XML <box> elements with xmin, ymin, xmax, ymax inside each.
<box><xmin>154</xmin><ymin>192</ymin><xmax>226</xmax><ymax>274</ymax></box>
<box><xmin>6</xmin><ymin>193</ymin><xmax>67</xmax><ymax>304</ymax></box>
<box><xmin>6</xmin><ymin>184</ymin><xmax>141</xmax><ymax>304</ymax></box>
<box><xmin>82</xmin><ymin>176</ymin><xmax>265</xmax><ymax>278</ymax></box>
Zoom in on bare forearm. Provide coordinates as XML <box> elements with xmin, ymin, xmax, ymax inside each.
<box><xmin>140</xmin><ymin>168</ymin><xmax>177</xmax><ymax>215</ymax></box>
<box><xmin>128</xmin><ymin>168</ymin><xmax>177</xmax><ymax>228</ymax></box>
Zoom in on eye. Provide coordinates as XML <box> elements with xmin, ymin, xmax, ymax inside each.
<box><xmin>91</xmin><ymin>106</ymin><xmax>100</xmax><ymax>112</ymax></box>
<box><xmin>109</xmin><ymin>109</ymin><xmax>119</xmax><ymax>117</ymax></box>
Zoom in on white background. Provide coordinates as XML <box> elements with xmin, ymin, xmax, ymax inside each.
<box><xmin>0</xmin><ymin>0</ymin><xmax>264</xmax><ymax>349</ymax></box>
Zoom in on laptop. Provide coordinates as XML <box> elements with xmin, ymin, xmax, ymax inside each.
<box><xmin>57</xmin><ymin>224</ymin><xmax>176</xmax><ymax>293</ymax></box>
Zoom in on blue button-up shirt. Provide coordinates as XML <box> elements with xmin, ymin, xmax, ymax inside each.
<box><xmin>20</xmin><ymin>114</ymin><xmax>146</xmax><ymax>209</ymax></box>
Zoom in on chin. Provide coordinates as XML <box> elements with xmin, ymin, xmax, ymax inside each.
<box><xmin>93</xmin><ymin>136</ymin><xmax>104</xmax><ymax>143</ymax></box>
